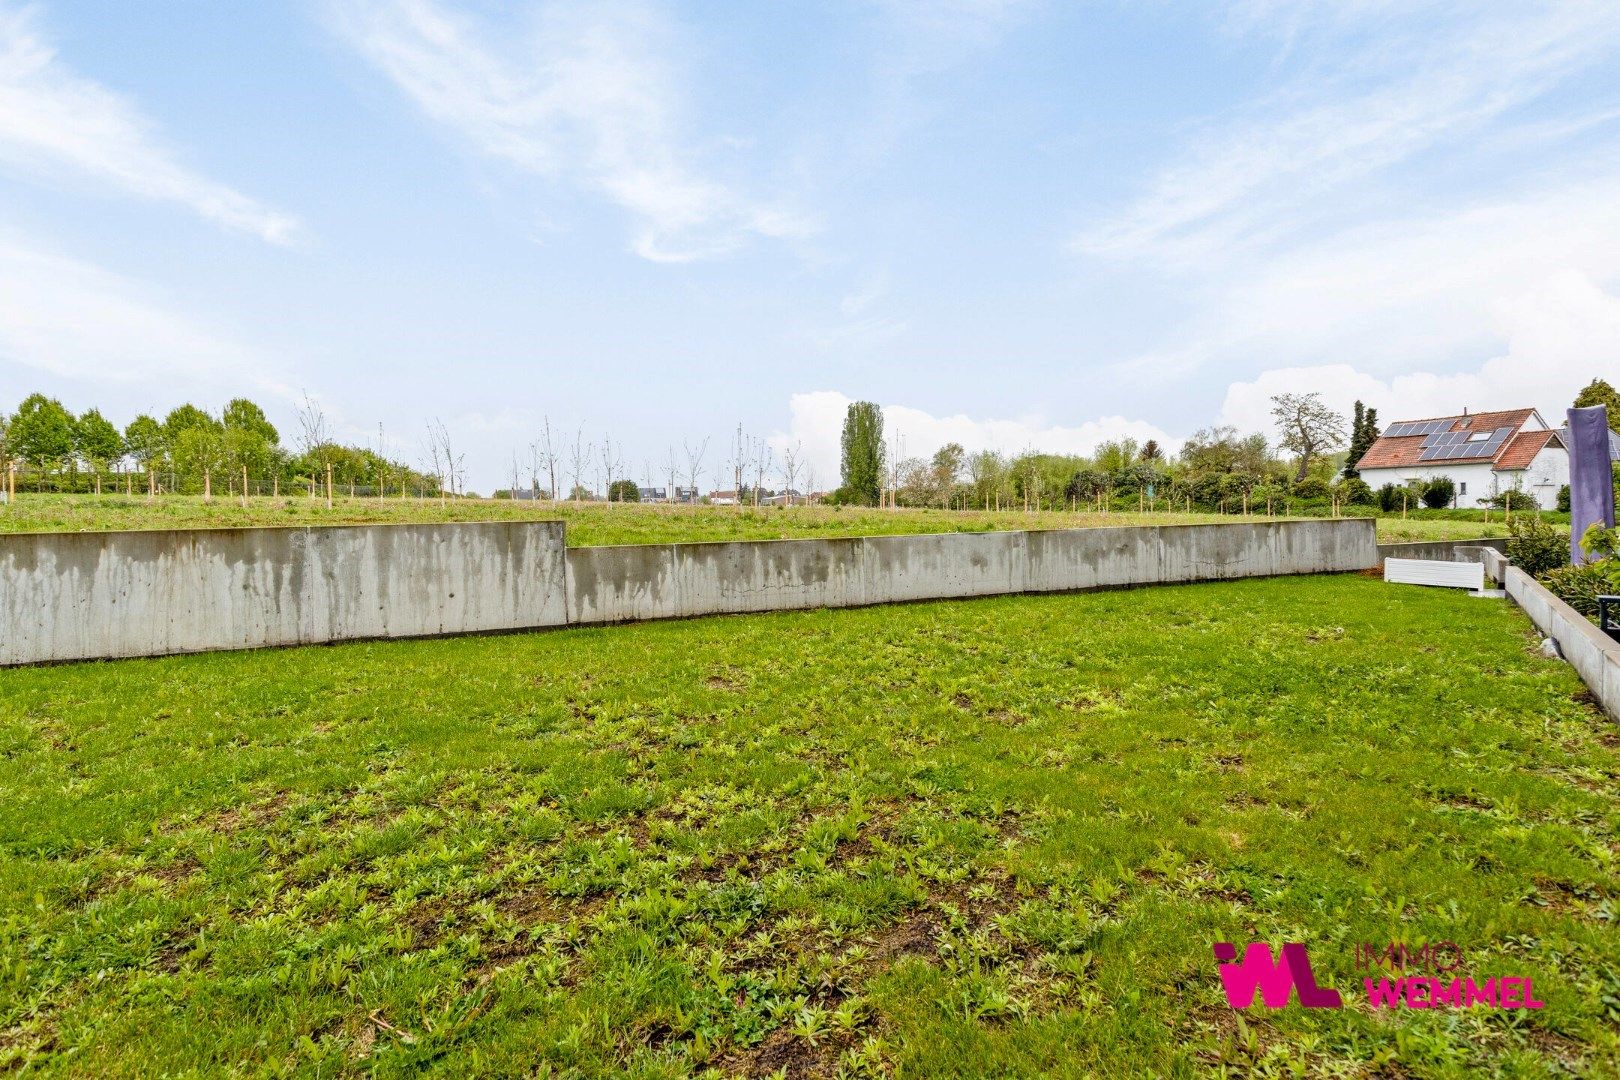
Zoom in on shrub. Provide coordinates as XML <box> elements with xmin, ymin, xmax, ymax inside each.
<box><xmin>1421</xmin><ymin>476</ymin><xmax>1454</xmax><ymax>509</ymax></box>
<box><xmin>606</xmin><ymin>479</ymin><xmax>640</xmax><ymax>502</ymax></box>
<box><xmin>1539</xmin><ymin>563</ymin><xmax>1607</xmax><ymax>618</ymax></box>
<box><xmin>1506</xmin><ymin>515</ymin><xmax>1568</xmax><ymax>577</ymax></box>
<box><xmin>1376</xmin><ymin>483</ymin><xmax>1402</xmax><ymax>512</ymax></box>
<box><xmin>1336</xmin><ymin>477</ymin><xmax>1374</xmax><ymax>505</ymax></box>
<box><xmin>1292</xmin><ymin>476</ymin><xmax>1330</xmax><ymax>499</ymax></box>
<box><xmin>1541</xmin><ymin>526</ymin><xmax>1620</xmax><ymax>621</ymax></box>
<box><xmin>1556</xmin><ymin>484</ymin><xmax>1571</xmax><ymax>513</ymax></box>
<box><xmin>1487</xmin><ymin>488</ymin><xmax>1537</xmax><ymax>511</ymax></box>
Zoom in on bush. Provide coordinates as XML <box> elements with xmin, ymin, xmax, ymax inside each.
<box><xmin>1539</xmin><ymin>563</ymin><xmax>1607</xmax><ymax>618</ymax></box>
<box><xmin>1292</xmin><ymin>476</ymin><xmax>1329</xmax><ymax>499</ymax></box>
<box><xmin>1421</xmin><ymin>476</ymin><xmax>1454</xmax><ymax>509</ymax></box>
<box><xmin>1541</xmin><ymin>526</ymin><xmax>1620</xmax><ymax>622</ymax></box>
<box><xmin>1506</xmin><ymin>515</ymin><xmax>1568</xmax><ymax>577</ymax></box>
<box><xmin>1487</xmin><ymin>488</ymin><xmax>1537</xmax><ymax>511</ymax></box>
<box><xmin>606</xmin><ymin>479</ymin><xmax>640</xmax><ymax>502</ymax></box>
<box><xmin>1336</xmin><ymin>477</ymin><xmax>1374</xmax><ymax>505</ymax></box>
<box><xmin>1375</xmin><ymin>483</ymin><xmax>1403</xmax><ymax>512</ymax></box>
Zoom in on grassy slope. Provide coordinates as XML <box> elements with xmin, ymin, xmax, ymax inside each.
<box><xmin>1</xmin><ymin>576</ymin><xmax>1615</xmax><ymax>1077</ymax></box>
<box><xmin>0</xmin><ymin>494</ymin><xmax>1530</xmax><ymax>545</ymax></box>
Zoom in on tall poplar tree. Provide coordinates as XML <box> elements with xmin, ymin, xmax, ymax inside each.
<box><xmin>839</xmin><ymin>401</ymin><xmax>885</xmax><ymax>506</ymax></box>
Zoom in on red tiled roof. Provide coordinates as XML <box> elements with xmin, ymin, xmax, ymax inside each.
<box><xmin>1353</xmin><ymin>409</ymin><xmax>1552</xmax><ymax>472</ymax></box>
<box><xmin>1493</xmin><ymin>428</ymin><xmax>1559</xmax><ymax>472</ymax></box>
<box><xmin>1355</xmin><ymin>436</ymin><xmax>1428</xmax><ymax>470</ymax></box>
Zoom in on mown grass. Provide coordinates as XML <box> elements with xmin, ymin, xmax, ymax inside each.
<box><xmin>1</xmin><ymin>576</ymin><xmax>1615</xmax><ymax>1077</ymax></box>
<box><xmin>0</xmin><ymin>494</ymin><xmax>1534</xmax><ymax>545</ymax></box>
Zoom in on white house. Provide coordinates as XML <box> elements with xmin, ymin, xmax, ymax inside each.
<box><xmin>1353</xmin><ymin>408</ymin><xmax>1571</xmax><ymax>509</ymax></box>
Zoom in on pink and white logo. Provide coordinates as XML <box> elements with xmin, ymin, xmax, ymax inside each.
<box><xmin>1214</xmin><ymin>940</ymin><xmax>1547</xmax><ymax>1010</ymax></box>
<box><xmin>1212</xmin><ymin>942</ymin><xmax>1343</xmax><ymax>1008</ymax></box>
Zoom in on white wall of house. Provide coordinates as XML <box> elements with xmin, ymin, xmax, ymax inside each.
<box><xmin>1361</xmin><ymin>461</ymin><xmax>1498</xmax><ymax>507</ymax></box>
<box><xmin>1361</xmin><ymin>448</ymin><xmax>1568</xmax><ymax>509</ymax></box>
<box><xmin>1520</xmin><ymin>445</ymin><xmax>1570</xmax><ymax>507</ymax></box>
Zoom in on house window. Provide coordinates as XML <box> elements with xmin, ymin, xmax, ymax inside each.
<box><xmin>1458</xmin><ymin>482</ymin><xmax>1466</xmax><ymax>496</ymax></box>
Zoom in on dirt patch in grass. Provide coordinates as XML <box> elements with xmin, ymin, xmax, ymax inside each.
<box><xmin>716</xmin><ymin>1027</ymin><xmax>856</xmax><ymax>1080</ymax></box>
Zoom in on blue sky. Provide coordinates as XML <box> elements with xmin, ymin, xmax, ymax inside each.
<box><xmin>2</xmin><ymin>1</ymin><xmax>1617</xmax><ymax>491</ymax></box>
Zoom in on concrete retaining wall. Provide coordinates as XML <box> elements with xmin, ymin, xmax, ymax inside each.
<box><xmin>0</xmin><ymin>522</ymin><xmax>568</xmax><ymax>665</ymax></box>
<box><xmin>3</xmin><ymin>518</ymin><xmax>1377</xmax><ymax>664</ymax></box>
<box><xmin>566</xmin><ymin>519</ymin><xmax>1376</xmax><ymax>625</ymax></box>
<box><xmin>1375</xmin><ymin>538</ymin><xmax>1507</xmax><ymax>563</ymax></box>
<box><xmin>1479</xmin><ymin>547</ymin><xmax>1620</xmax><ymax>723</ymax></box>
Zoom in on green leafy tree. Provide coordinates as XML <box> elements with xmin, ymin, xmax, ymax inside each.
<box><xmin>839</xmin><ymin>401</ymin><xmax>884</xmax><ymax>506</ymax></box>
<box><xmin>10</xmin><ymin>394</ymin><xmax>75</xmax><ymax>487</ymax></box>
<box><xmin>1573</xmin><ymin>379</ymin><xmax>1620</xmax><ymax>433</ymax></box>
<box><xmin>929</xmin><ymin>442</ymin><xmax>965</xmax><ymax>507</ymax></box>
<box><xmin>172</xmin><ymin>427</ymin><xmax>225</xmax><ymax>490</ymax></box>
<box><xmin>75</xmin><ymin>409</ymin><xmax>124</xmax><ymax>478</ymax></box>
<box><xmin>1179</xmin><ymin>425</ymin><xmax>1273</xmax><ymax>476</ymax></box>
<box><xmin>606</xmin><ymin>479</ymin><xmax>640</xmax><ymax>502</ymax></box>
<box><xmin>222</xmin><ymin>398</ymin><xmax>280</xmax><ymax>446</ymax></box>
<box><xmin>123</xmin><ymin>415</ymin><xmax>166</xmax><ymax>473</ymax></box>
<box><xmin>220</xmin><ymin>398</ymin><xmax>280</xmax><ymax>486</ymax></box>
<box><xmin>1093</xmin><ymin>438</ymin><xmax>1139</xmax><ymax>476</ymax></box>
<box><xmin>163</xmin><ymin>403</ymin><xmax>217</xmax><ymax>441</ymax></box>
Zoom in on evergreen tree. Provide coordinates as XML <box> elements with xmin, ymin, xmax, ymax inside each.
<box><xmin>1343</xmin><ymin>400</ymin><xmax>1380</xmax><ymax>478</ymax></box>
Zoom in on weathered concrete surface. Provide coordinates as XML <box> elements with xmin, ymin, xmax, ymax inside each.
<box><xmin>568</xmin><ymin>519</ymin><xmax>1376</xmax><ymax>625</ymax></box>
<box><xmin>1498</xmin><ymin>563</ymin><xmax>1620</xmax><ymax>723</ymax></box>
<box><xmin>565</xmin><ymin>544</ymin><xmax>679</xmax><ymax>624</ymax></box>
<box><xmin>1375</xmin><ymin>538</ymin><xmax>1507</xmax><ymax>564</ymax></box>
<box><xmin>3</xmin><ymin>518</ymin><xmax>1377</xmax><ymax>662</ymax></box>
<box><xmin>862</xmin><ymin>531</ymin><xmax>1027</xmax><ymax>605</ymax></box>
<box><xmin>671</xmin><ymin>537</ymin><xmax>865</xmax><ymax>618</ymax></box>
<box><xmin>1025</xmin><ymin>519</ymin><xmax>1375</xmax><ymax>593</ymax></box>
<box><xmin>0</xmin><ymin>522</ymin><xmax>566</xmax><ymax>665</ymax></box>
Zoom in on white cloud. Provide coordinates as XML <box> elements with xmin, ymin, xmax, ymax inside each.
<box><xmin>0</xmin><ymin>229</ymin><xmax>294</xmax><ymax>398</ymax></box>
<box><xmin>0</xmin><ymin>3</ymin><xmax>299</xmax><ymax>243</ymax></box>
<box><xmin>770</xmin><ymin>390</ymin><xmax>1176</xmax><ymax>486</ymax></box>
<box><xmin>329</xmin><ymin>0</ymin><xmax>814</xmax><ymax>262</ymax></box>
<box><xmin>1072</xmin><ymin>4</ymin><xmax>1620</xmax><ymax>448</ymax></box>
<box><xmin>1217</xmin><ymin>270</ymin><xmax>1620</xmax><ymax>436</ymax></box>
<box><xmin>1189</xmin><ymin>169</ymin><xmax>1620</xmax><ymax>370</ymax></box>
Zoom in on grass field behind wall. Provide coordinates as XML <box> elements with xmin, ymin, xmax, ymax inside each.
<box><xmin>1</xmin><ymin>575</ymin><xmax>1616</xmax><ymax>1077</ymax></box>
<box><xmin>0</xmin><ymin>493</ymin><xmax>1548</xmax><ymax>545</ymax></box>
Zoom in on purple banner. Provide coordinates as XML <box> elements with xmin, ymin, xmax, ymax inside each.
<box><xmin>1567</xmin><ymin>405</ymin><xmax>1616</xmax><ymax>565</ymax></box>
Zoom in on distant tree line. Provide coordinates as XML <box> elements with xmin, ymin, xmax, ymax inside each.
<box><xmin>826</xmin><ymin>393</ymin><xmax>1368</xmax><ymax>514</ymax></box>
<box><xmin>0</xmin><ymin>393</ymin><xmax>439</xmax><ymax>497</ymax></box>
<box><xmin>10</xmin><ymin>379</ymin><xmax>1610</xmax><ymax>508</ymax></box>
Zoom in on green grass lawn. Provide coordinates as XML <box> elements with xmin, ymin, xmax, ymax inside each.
<box><xmin>0</xmin><ymin>493</ymin><xmax>1535</xmax><ymax>545</ymax></box>
<box><xmin>1</xmin><ymin>575</ymin><xmax>1615</xmax><ymax>1077</ymax></box>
